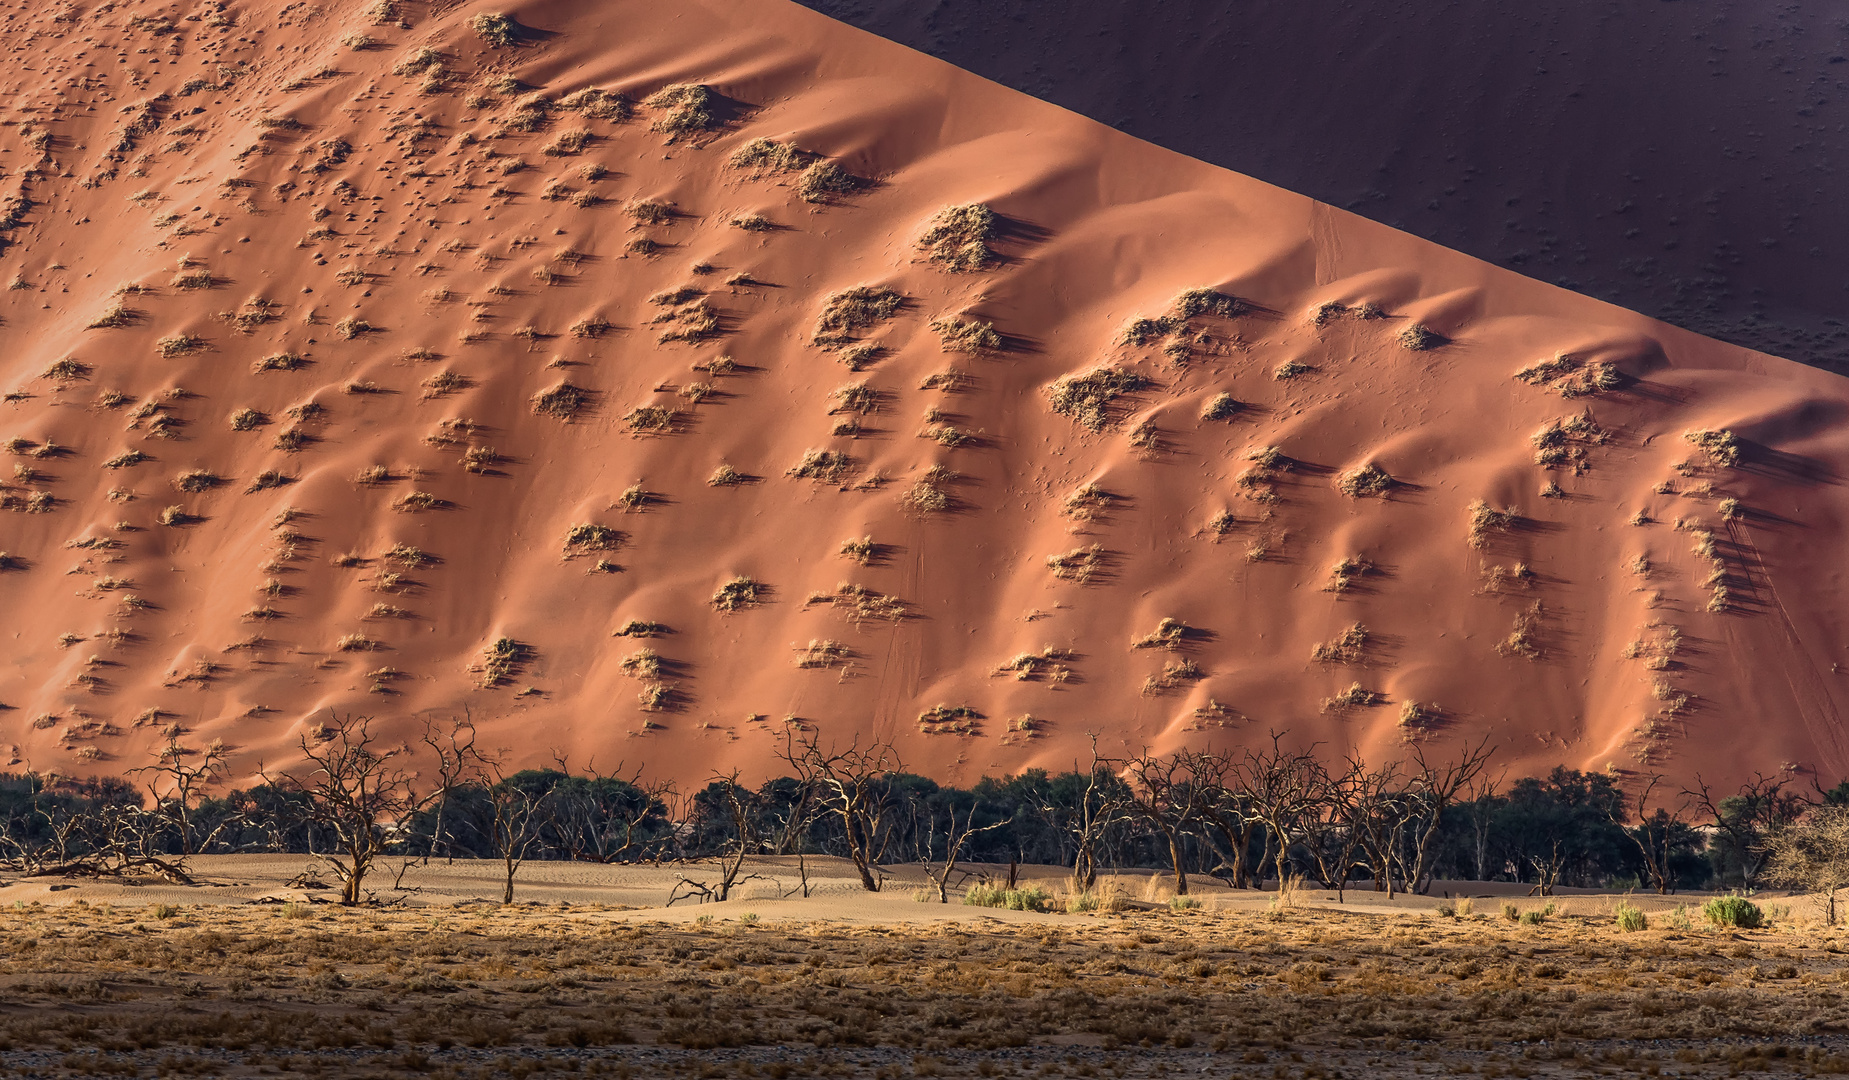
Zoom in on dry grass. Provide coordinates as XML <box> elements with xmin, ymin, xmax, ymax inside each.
<box><xmin>814</xmin><ymin>286</ymin><xmax>902</xmax><ymax>345</ymax></box>
<box><xmin>917</xmin><ymin>203</ymin><xmax>998</xmax><ymax>271</ymax></box>
<box><xmin>1046</xmin><ymin>365</ymin><xmax>1147</xmax><ymax>431</ymax></box>
<box><xmin>0</xmin><ymin>882</ymin><xmax>1838</xmax><ymax>1077</ymax></box>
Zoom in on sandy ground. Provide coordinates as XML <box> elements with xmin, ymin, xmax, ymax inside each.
<box><xmin>0</xmin><ymin>854</ymin><xmax>1794</xmax><ymax>921</ymax></box>
<box><xmin>0</xmin><ymin>0</ymin><xmax>1846</xmax><ymax>796</ymax></box>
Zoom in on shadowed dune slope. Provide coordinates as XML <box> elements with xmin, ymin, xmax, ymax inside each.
<box><xmin>0</xmin><ymin>0</ymin><xmax>1846</xmax><ymax>790</ymax></box>
<box><xmin>798</xmin><ymin>0</ymin><xmax>1849</xmax><ymax>371</ymax></box>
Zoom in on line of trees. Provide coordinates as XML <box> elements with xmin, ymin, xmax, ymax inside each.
<box><xmin>2</xmin><ymin>714</ymin><xmax>1847</xmax><ymax>915</ymax></box>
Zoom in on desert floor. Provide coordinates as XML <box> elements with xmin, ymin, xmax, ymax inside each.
<box><xmin>0</xmin><ymin>856</ymin><xmax>1842</xmax><ymax>1078</ymax></box>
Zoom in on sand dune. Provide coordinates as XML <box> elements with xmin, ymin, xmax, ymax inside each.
<box><xmin>0</xmin><ymin>0</ymin><xmax>1846</xmax><ymax>791</ymax></box>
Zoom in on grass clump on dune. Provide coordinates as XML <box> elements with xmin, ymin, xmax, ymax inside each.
<box><xmin>813</xmin><ymin>286</ymin><xmax>902</xmax><ymax>345</ymax></box>
<box><xmin>917</xmin><ymin>203</ymin><xmax>998</xmax><ymax>272</ymax></box>
<box><xmin>930</xmin><ymin>316</ymin><xmax>1001</xmax><ymax>353</ymax></box>
<box><xmin>1046</xmin><ymin>365</ymin><xmax>1147</xmax><ymax>431</ymax></box>
<box><xmin>711</xmin><ymin>576</ymin><xmax>763</xmax><ymax>612</ymax></box>
<box><xmin>470</xmin><ymin>12</ymin><xmax>518</xmax><ymax>46</ymax></box>
<box><xmin>644</xmin><ymin>84</ymin><xmax>715</xmax><ymax>140</ymax></box>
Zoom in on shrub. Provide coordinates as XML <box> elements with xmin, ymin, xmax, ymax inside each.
<box><xmin>1685</xmin><ymin>428</ymin><xmax>1742</xmax><ymax>468</ymax></box>
<box><xmin>708</xmin><ymin>464</ymin><xmax>746</xmax><ymax>487</ymax></box>
<box><xmin>643</xmin><ymin>84</ymin><xmax>714</xmax><ymax>139</ymax></box>
<box><xmin>1337</xmin><ymin>463</ymin><xmax>1393</xmax><ymax>498</ymax></box>
<box><xmin>156</xmin><ymin>333</ymin><xmax>206</xmax><ymax>357</ymax></box>
<box><xmin>964</xmin><ymin>884</ymin><xmax>1052</xmax><ymax>911</ymax></box>
<box><xmin>1616</xmin><ymin>901</ymin><xmax>1648</xmax><ymax>932</ymax></box>
<box><xmin>563</xmin><ymin>524</ymin><xmax>622</xmax><ymax>554</ymax></box>
<box><xmin>255</xmin><ymin>351</ymin><xmax>306</xmax><ymax>373</ymax></box>
<box><xmin>729</xmin><ymin>137</ymin><xmax>804</xmax><ymax>172</ymax></box>
<box><xmin>796</xmin><ymin>161</ymin><xmax>859</xmax><ymax>203</ymax></box>
<box><xmin>1200</xmin><ymin>393</ymin><xmax>1240</xmax><ymax>421</ymax></box>
<box><xmin>1519</xmin><ymin>909</ymin><xmax>1546</xmax><ymax>925</ymax></box>
<box><xmin>1703</xmin><ymin>895</ymin><xmax>1763</xmax><ymax>929</ymax></box>
<box><xmin>1169</xmin><ymin>895</ymin><xmax>1200</xmax><ymax>911</ymax></box>
<box><xmin>533</xmin><ymin>381</ymin><xmax>589</xmax><ymax>421</ymax></box>
<box><xmin>814</xmin><ymin>287</ymin><xmax>902</xmax><ymax>344</ymax></box>
<box><xmin>929</xmin><ymin>316</ymin><xmax>1001</xmax><ymax>353</ymax></box>
<box><xmin>470</xmin><ymin>12</ymin><xmax>517</xmax><ymax>46</ymax></box>
<box><xmin>918</xmin><ymin>204</ymin><xmax>997</xmax><ymax>271</ymax></box>
<box><xmin>1046</xmin><ymin>365</ymin><xmax>1146</xmax><ymax>431</ymax></box>
<box><xmin>1399</xmin><ymin>324</ymin><xmax>1446</xmax><ymax>350</ymax></box>
<box><xmin>623</xmin><ymin>405</ymin><xmax>676</xmax><ymax>435</ymax></box>
<box><xmin>731</xmin><ymin>213</ymin><xmax>775</xmax><ymax>232</ymax></box>
<box><xmin>787</xmin><ymin>449</ymin><xmax>851</xmax><ymax>483</ymax></box>
<box><xmin>1467</xmin><ymin>499</ymin><xmax>1518</xmax><ymax>549</ymax></box>
<box><xmin>712</xmin><ymin>576</ymin><xmax>762</xmax><ymax>611</ymax></box>
<box><xmin>173</xmin><ymin>469</ymin><xmax>221</xmax><ymax>493</ymax></box>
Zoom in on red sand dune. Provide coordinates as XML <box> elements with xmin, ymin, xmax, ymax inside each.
<box><xmin>0</xmin><ymin>0</ymin><xmax>1846</xmax><ymax>791</ymax></box>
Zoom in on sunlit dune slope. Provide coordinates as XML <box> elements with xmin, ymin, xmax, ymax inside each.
<box><xmin>0</xmin><ymin>0</ymin><xmax>1845</xmax><ymax>789</ymax></box>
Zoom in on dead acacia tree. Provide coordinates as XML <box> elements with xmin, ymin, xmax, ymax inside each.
<box><xmin>1185</xmin><ymin>748</ymin><xmax>1263</xmax><ymax>889</ymax></box>
<box><xmin>1121</xmin><ymin>749</ymin><xmax>1203</xmax><ymax>896</ymax></box>
<box><xmin>1399</xmin><ymin>737</ymin><xmax>1495</xmax><ymax>894</ymax></box>
<box><xmin>779</xmin><ymin>728</ymin><xmax>900</xmax><ymax>892</ymax></box>
<box><xmin>1035</xmin><ymin>733</ymin><xmax>1125</xmax><ymax>893</ymax></box>
<box><xmin>453</xmin><ymin>728</ymin><xmax>554</xmax><ymax>904</ymax></box>
<box><xmin>1607</xmin><ymin>773</ymin><xmax>1684</xmax><ymax>895</ymax></box>
<box><xmin>1684</xmin><ymin>771</ymin><xmax>1809</xmax><ymax>888</ymax></box>
<box><xmin>260</xmin><ymin>713</ymin><xmax>460</xmax><ymax>905</ymax></box>
<box><xmin>670</xmin><ymin>770</ymin><xmax>766</xmax><ymax>905</ymax></box>
<box><xmin>920</xmin><ymin>798</ymin><xmax>1006</xmax><ymax>902</ymax></box>
<box><xmin>545</xmin><ymin>754</ymin><xmax>676</xmax><ymax>864</ymax></box>
<box><xmin>127</xmin><ymin>730</ymin><xmax>236</xmax><ymax>859</ymax></box>
<box><xmin>1237</xmin><ymin>734</ymin><xmax>1323</xmax><ymax>889</ymax></box>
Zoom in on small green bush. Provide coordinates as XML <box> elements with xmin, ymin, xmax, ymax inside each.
<box><xmin>1501</xmin><ymin>902</ymin><xmax>1519</xmax><ymax>922</ymax></box>
<box><xmin>1615</xmin><ymin>901</ymin><xmax>1648</xmax><ymax>932</ymax></box>
<box><xmin>964</xmin><ymin>884</ymin><xmax>1052</xmax><ymax>912</ymax></box>
<box><xmin>1169</xmin><ymin>895</ymin><xmax>1200</xmax><ymax>911</ymax></box>
<box><xmin>1703</xmin><ymin>894</ymin><xmax>1763</xmax><ymax>929</ymax></box>
<box><xmin>1519</xmin><ymin>909</ymin><xmax>1545</xmax><ymax>926</ymax></box>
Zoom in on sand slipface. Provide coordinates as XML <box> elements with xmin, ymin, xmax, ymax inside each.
<box><xmin>0</xmin><ymin>0</ymin><xmax>1845</xmax><ymax>791</ymax></box>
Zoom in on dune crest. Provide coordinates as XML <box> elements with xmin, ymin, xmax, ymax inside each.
<box><xmin>0</xmin><ymin>0</ymin><xmax>1845</xmax><ymax>790</ymax></box>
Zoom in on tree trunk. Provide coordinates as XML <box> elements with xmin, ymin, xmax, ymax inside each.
<box><xmin>1167</xmin><ymin>830</ymin><xmax>1188</xmax><ymax>896</ymax></box>
<box><xmin>502</xmin><ymin>857</ymin><xmax>516</xmax><ymax>904</ymax></box>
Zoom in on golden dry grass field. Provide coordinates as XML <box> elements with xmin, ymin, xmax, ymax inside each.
<box><xmin>0</xmin><ymin>858</ymin><xmax>1843</xmax><ymax>1077</ymax></box>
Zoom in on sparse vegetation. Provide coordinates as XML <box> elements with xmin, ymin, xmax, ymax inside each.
<box><xmin>643</xmin><ymin>84</ymin><xmax>715</xmax><ymax>140</ymax></box>
<box><xmin>1466</xmin><ymin>500</ymin><xmax>1519</xmax><ymax>549</ymax></box>
<box><xmin>1321</xmin><ymin>682</ymin><xmax>1381</xmax><ymax>712</ymax></box>
<box><xmin>470</xmin><ymin>12</ymin><xmax>518</xmax><ymax>47</ymax></box>
<box><xmin>622</xmin><ymin>405</ymin><xmax>677</xmax><ymax>435</ymax></box>
<box><xmin>814</xmin><ymin>287</ymin><xmax>903</xmax><ymax>345</ymax></box>
<box><xmin>1200</xmin><ymin>393</ymin><xmax>1241</xmax><ymax>422</ymax></box>
<box><xmin>711</xmin><ymin>576</ymin><xmax>763</xmax><ymax>612</ymax></box>
<box><xmin>1336</xmin><ymin>463</ymin><xmax>1393</xmax><ymax>498</ymax></box>
<box><xmin>1311</xmin><ymin>623</ymin><xmax>1369</xmax><ymax>665</ymax></box>
<box><xmin>533</xmin><ymin>381</ymin><xmax>590</xmax><ymax>421</ymax></box>
<box><xmin>917</xmin><ymin>204</ymin><xmax>998</xmax><ymax>271</ymax></box>
<box><xmin>929</xmin><ymin>315</ymin><xmax>1001</xmax><ymax>353</ymax></box>
<box><xmin>1685</xmin><ymin>428</ymin><xmax>1743</xmax><ymax>468</ymax></box>
<box><xmin>1045</xmin><ymin>545</ymin><xmax>1106</xmax><ymax>584</ymax></box>
<box><xmin>1399</xmin><ymin>324</ymin><xmax>1446</xmax><ymax>350</ymax></box>
<box><xmin>1515</xmin><ymin>353</ymin><xmax>1623</xmax><ymax>397</ymax></box>
<box><xmin>562</xmin><ymin>523</ymin><xmax>622</xmax><ymax>555</ymax></box>
<box><xmin>787</xmin><ymin>449</ymin><xmax>852</xmax><ymax>483</ymax></box>
<box><xmin>1046</xmin><ymin>365</ymin><xmax>1147</xmax><ymax>431</ymax></box>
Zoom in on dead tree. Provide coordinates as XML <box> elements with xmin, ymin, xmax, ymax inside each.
<box><xmin>1608</xmin><ymin>774</ymin><xmax>1683</xmax><ymax>895</ymax></box>
<box><xmin>1185</xmin><ymin>748</ymin><xmax>1262</xmax><ymax>889</ymax></box>
<box><xmin>545</xmin><ymin>754</ymin><xmax>676</xmax><ymax>864</ymax></box>
<box><xmin>1237</xmin><ymin>734</ymin><xmax>1323</xmax><ymax>889</ymax></box>
<box><xmin>1121</xmin><ymin>749</ymin><xmax>1203</xmax><ymax>896</ymax></box>
<box><xmin>921</xmin><ymin>799</ymin><xmax>1006</xmax><ymax>902</ymax></box>
<box><xmin>454</xmin><ymin>730</ymin><xmax>554</xmax><ymax>904</ymax></box>
<box><xmin>1762</xmin><ymin>805</ymin><xmax>1849</xmax><ymax>925</ymax></box>
<box><xmin>1685</xmin><ymin>772</ymin><xmax>1810</xmax><ymax>888</ymax></box>
<box><xmin>779</xmin><ymin>729</ymin><xmax>900</xmax><ymax>892</ymax></box>
<box><xmin>1036</xmin><ymin>733</ymin><xmax>1125</xmax><ymax>893</ymax></box>
<box><xmin>670</xmin><ymin>770</ymin><xmax>768</xmax><ymax>905</ymax></box>
<box><xmin>127</xmin><ymin>731</ymin><xmax>235</xmax><ymax>858</ymax></box>
<box><xmin>261</xmin><ymin>713</ymin><xmax>456</xmax><ymax>905</ymax></box>
<box><xmin>1400</xmin><ymin>737</ymin><xmax>1495</xmax><ymax>894</ymax></box>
